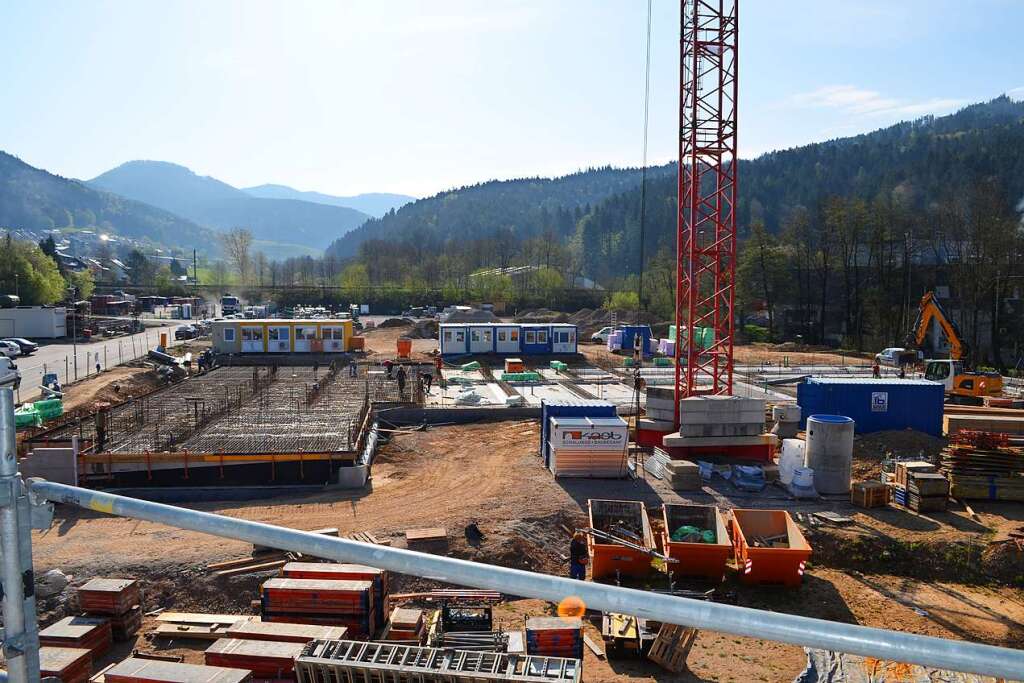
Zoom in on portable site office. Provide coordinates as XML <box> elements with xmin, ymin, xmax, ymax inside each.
<box><xmin>439</xmin><ymin>323</ymin><xmax>577</xmax><ymax>356</ymax></box>
<box><xmin>211</xmin><ymin>319</ymin><xmax>355</xmax><ymax>354</ymax></box>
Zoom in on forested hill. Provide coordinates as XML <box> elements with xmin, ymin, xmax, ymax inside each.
<box><xmin>325</xmin><ymin>165</ymin><xmax>675</xmax><ymax>259</ymax></box>
<box><xmin>0</xmin><ymin>152</ymin><xmax>216</xmax><ymax>250</ymax></box>
<box><xmin>567</xmin><ymin>96</ymin><xmax>1024</xmax><ymax>283</ymax></box>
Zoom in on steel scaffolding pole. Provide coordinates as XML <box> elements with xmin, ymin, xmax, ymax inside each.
<box><xmin>24</xmin><ymin>479</ymin><xmax>1024</xmax><ymax>680</ymax></box>
<box><xmin>0</xmin><ymin>389</ymin><xmax>40</xmax><ymax>683</ymax></box>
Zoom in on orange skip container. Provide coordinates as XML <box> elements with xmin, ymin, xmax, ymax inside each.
<box><xmin>730</xmin><ymin>509</ymin><xmax>811</xmax><ymax>587</ymax></box>
<box><xmin>349</xmin><ymin>336</ymin><xmax>365</xmax><ymax>350</ymax></box>
<box><xmin>396</xmin><ymin>338</ymin><xmax>412</xmax><ymax>357</ymax></box>
<box><xmin>661</xmin><ymin>504</ymin><xmax>731</xmax><ymax>582</ymax></box>
<box><xmin>587</xmin><ymin>499</ymin><xmax>655</xmax><ymax>580</ymax></box>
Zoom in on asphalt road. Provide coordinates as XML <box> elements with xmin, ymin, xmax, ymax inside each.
<box><xmin>11</xmin><ymin>322</ymin><xmax>186</xmax><ymax>403</ymax></box>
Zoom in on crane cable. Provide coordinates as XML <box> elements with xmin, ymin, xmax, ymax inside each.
<box><xmin>635</xmin><ymin>0</ymin><xmax>653</xmax><ymax>328</ymax></box>
<box><xmin>632</xmin><ymin>0</ymin><xmax>654</xmax><ymax>473</ymax></box>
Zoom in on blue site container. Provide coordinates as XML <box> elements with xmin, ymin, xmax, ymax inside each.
<box><xmin>619</xmin><ymin>325</ymin><xmax>653</xmax><ymax>358</ymax></box>
<box><xmin>540</xmin><ymin>399</ymin><xmax>617</xmax><ymax>467</ymax></box>
<box><xmin>796</xmin><ymin>378</ymin><xmax>944</xmax><ymax>436</ymax></box>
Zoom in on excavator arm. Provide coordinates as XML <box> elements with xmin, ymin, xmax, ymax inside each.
<box><xmin>908</xmin><ymin>292</ymin><xmax>968</xmax><ymax>361</ymax></box>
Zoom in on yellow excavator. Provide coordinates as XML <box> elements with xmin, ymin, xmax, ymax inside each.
<box><xmin>906</xmin><ymin>291</ymin><xmax>1002</xmax><ymax>404</ymax></box>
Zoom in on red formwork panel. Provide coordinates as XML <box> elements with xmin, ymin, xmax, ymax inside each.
<box><xmin>731</xmin><ymin>509</ymin><xmax>812</xmax><ymax>587</ymax></box>
<box><xmin>39</xmin><ymin>616</ymin><xmax>112</xmax><ymax>658</ymax></box>
<box><xmin>205</xmin><ymin>638</ymin><xmax>305</xmax><ymax>679</ymax></box>
<box><xmin>661</xmin><ymin>504</ymin><xmax>731</xmax><ymax>582</ymax></box>
<box><xmin>104</xmin><ymin>657</ymin><xmax>253</xmax><ymax>683</ymax></box>
<box><xmin>39</xmin><ymin>646</ymin><xmax>92</xmax><ymax>683</ymax></box>
<box><xmin>76</xmin><ymin>578</ymin><xmax>141</xmax><ymax>615</ymax></box>
<box><xmin>225</xmin><ymin>620</ymin><xmax>348</xmax><ymax>644</ymax></box>
<box><xmin>661</xmin><ymin>443</ymin><xmax>773</xmax><ymax>462</ymax></box>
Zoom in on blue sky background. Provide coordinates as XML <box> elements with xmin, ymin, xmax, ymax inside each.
<box><xmin>1</xmin><ymin>0</ymin><xmax>1022</xmax><ymax>198</ymax></box>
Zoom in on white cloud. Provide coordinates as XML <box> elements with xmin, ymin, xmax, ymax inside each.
<box><xmin>789</xmin><ymin>85</ymin><xmax>966</xmax><ymax>118</ymax></box>
<box><xmin>1008</xmin><ymin>86</ymin><xmax>1024</xmax><ymax>101</ymax></box>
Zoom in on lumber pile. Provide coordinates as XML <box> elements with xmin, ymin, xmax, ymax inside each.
<box><xmin>405</xmin><ymin>527</ymin><xmax>448</xmax><ymax>554</ymax></box>
<box><xmin>40</xmin><ymin>646</ymin><xmax>92</xmax><ymax>683</ymax></box>
<box><xmin>281</xmin><ymin>562</ymin><xmax>389</xmax><ymax>626</ymax></box>
<box><xmin>940</xmin><ymin>441</ymin><xmax>1024</xmax><ymax>502</ymax></box>
<box><xmin>224</xmin><ymin>620</ymin><xmax>347</xmax><ymax>643</ymax></box>
<box><xmin>663</xmin><ymin>459</ymin><xmax>701</xmax><ymax>491</ymax></box>
<box><xmin>153</xmin><ymin>612</ymin><xmax>254</xmax><ymax>641</ymax></box>
<box><xmin>525</xmin><ymin>617</ymin><xmax>584</xmax><ymax>660</ymax></box>
<box><xmin>40</xmin><ymin>616</ymin><xmax>112</xmax><ymax>658</ymax></box>
<box><xmin>76</xmin><ymin>578</ymin><xmax>142</xmax><ymax>641</ymax></box>
<box><xmin>944</xmin><ymin>413</ymin><xmax>1024</xmax><ymax>436</ymax></box>
<box><xmin>261</xmin><ymin>578</ymin><xmax>377</xmax><ymax>638</ymax></box>
<box><xmin>851</xmin><ymin>481</ymin><xmax>888</xmax><ymax>509</ymax></box>
<box><xmin>102</xmin><ymin>657</ymin><xmax>253</xmax><ymax>683</ymax></box>
<box><xmin>907</xmin><ymin>472</ymin><xmax>949</xmax><ymax>512</ymax></box>
<box><xmin>382</xmin><ymin>607</ymin><xmax>426</xmax><ymax>642</ymax></box>
<box><xmin>204</xmin><ymin>638</ymin><xmax>305</xmax><ymax>679</ymax></box>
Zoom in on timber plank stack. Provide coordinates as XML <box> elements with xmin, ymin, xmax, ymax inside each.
<box><xmin>204</xmin><ymin>638</ymin><xmax>305</xmax><ymax>679</ymax></box>
<box><xmin>280</xmin><ymin>562</ymin><xmax>389</xmax><ymax>627</ymax></box>
<box><xmin>405</xmin><ymin>528</ymin><xmax>449</xmax><ymax>554</ymax></box>
<box><xmin>77</xmin><ymin>578</ymin><xmax>142</xmax><ymax>641</ymax></box>
<box><xmin>224</xmin><ymin>620</ymin><xmax>348</xmax><ymax>643</ymax></box>
<box><xmin>382</xmin><ymin>607</ymin><xmax>426</xmax><ymax>642</ymax></box>
<box><xmin>40</xmin><ymin>646</ymin><xmax>93</xmax><ymax>683</ymax></box>
<box><xmin>940</xmin><ymin>442</ymin><xmax>1024</xmax><ymax>502</ymax></box>
<box><xmin>103</xmin><ymin>657</ymin><xmax>253</xmax><ymax>683</ymax></box>
<box><xmin>261</xmin><ymin>578</ymin><xmax>376</xmax><ymax>638</ymax></box>
<box><xmin>907</xmin><ymin>472</ymin><xmax>949</xmax><ymax>512</ymax></box>
<box><xmin>525</xmin><ymin>617</ymin><xmax>584</xmax><ymax>660</ymax></box>
<box><xmin>40</xmin><ymin>616</ymin><xmax>113</xmax><ymax>659</ymax></box>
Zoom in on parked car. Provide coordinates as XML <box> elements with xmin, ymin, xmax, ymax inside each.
<box><xmin>3</xmin><ymin>338</ymin><xmax>38</xmax><ymax>356</ymax></box>
<box><xmin>875</xmin><ymin>347</ymin><xmax>920</xmax><ymax>367</ymax></box>
<box><xmin>0</xmin><ymin>357</ymin><xmax>19</xmax><ymax>390</ymax></box>
<box><xmin>590</xmin><ymin>326</ymin><xmax>616</xmax><ymax>344</ymax></box>
<box><xmin>0</xmin><ymin>340</ymin><xmax>21</xmax><ymax>358</ymax></box>
<box><xmin>174</xmin><ymin>325</ymin><xmax>197</xmax><ymax>341</ymax></box>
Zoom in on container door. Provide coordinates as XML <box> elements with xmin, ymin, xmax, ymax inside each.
<box><xmin>241</xmin><ymin>326</ymin><xmax>264</xmax><ymax>353</ymax></box>
<box><xmin>268</xmin><ymin>326</ymin><xmax>290</xmax><ymax>353</ymax></box>
<box><xmin>294</xmin><ymin>326</ymin><xmax>314</xmax><ymax>352</ymax></box>
<box><xmin>496</xmin><ymin>327</ymin><xmax>518</xmax><ymax>353</ymax></box>
<box><xmin>552</xmin><ymin>329</ymin><xmax>572</xmax><ymax>353</ymax></box>
<box><xmin>322</xmin><ymin>326</ymin><xmax>344</xmax><ymax>352</ymax></box>
<box><xmin>536</xmin><ymin>328</ymin><xmax>550</xmax><ymax>352</ymax></box>
<box><xmin>468</xmin><ymin>327</ymin><xmax>489</xmax><ymax>356</ymax></box>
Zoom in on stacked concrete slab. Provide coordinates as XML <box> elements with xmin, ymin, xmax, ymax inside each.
<box><xmin>663</xmin><ymin>395</ymin><xmax>773</xmax><ymax>448</ymax></box>
<box><xmin>641</xmin><ymin>387</ymin><xmax>677</xmax><ymax>433</ymax></box>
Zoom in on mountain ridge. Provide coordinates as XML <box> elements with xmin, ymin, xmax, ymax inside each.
<box><xmin>243</xmin><ymin>184</ymin><xmax>414</xmax><ymax>218</ymax></box>
<box><xmin>89</xmin><ymin>161</ymin><xmax>371</xmax><ymax>252</ymax></box>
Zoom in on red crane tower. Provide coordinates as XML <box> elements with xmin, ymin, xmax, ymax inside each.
<box><xmin>674</xmin><ymin>0</ymin><xmax>739</xmax><ymax>420</ymax></box>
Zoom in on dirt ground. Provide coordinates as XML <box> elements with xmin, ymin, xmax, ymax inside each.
<box><xmin>359</xmin><ymin>323</ymin><xmax>438</xmax><ymax>360</ymax></box>
<box><xmin>59</xmin><ymin>365</ymin><xmax>166</xmax><ymax>413</ymax></box>
<box><xmin>28</xmin><ymin>420</ymin><xmax>1024</xmax><ymax>681</ymax></box>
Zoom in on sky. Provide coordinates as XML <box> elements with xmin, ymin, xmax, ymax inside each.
<box><xmin>1</xmin><ymin>0</ymin><xmax>1023</xmax><ymax>198</ymax></box>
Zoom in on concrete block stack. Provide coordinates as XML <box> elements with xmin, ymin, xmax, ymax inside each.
<box><xmin>640</xmin><ymin>387</ymin><xmax>678</xmax><ymax>437</ymax></box>
<box><xmin>663</xmin><ymin>396</ymin><xmax>773</xmax><ymax>449</ymax></box>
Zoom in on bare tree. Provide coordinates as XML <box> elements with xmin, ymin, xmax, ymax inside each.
<box><xmin>220</xmin><ymin>228</ymin><xmax>253</xmax><ymax>283</ymax></box>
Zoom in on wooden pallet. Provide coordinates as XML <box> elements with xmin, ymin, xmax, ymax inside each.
<box><xmin>646</xmin><ymin>623</ymin><xmax>697</xmax><ymax>673</ymax></box>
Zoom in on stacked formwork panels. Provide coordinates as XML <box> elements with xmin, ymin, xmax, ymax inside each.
<box><xmin>663</xmin><ymin>396</ymin><xmax>773</xmax><ymax>462</ymax></box>
<box><xmin>294</xmin><ymin>639</ymin><xmax>582</xmax><ymax>683</ymax></box>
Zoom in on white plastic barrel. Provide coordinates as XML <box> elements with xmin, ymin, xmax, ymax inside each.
<box><xmin>779</xmin><ymin>439</ymin><xmax>806</xmax><ymax>485</ymax></box>
<box><xmin>805</xmin><ymin>414</ymin><xmax>855</xmax><ymax>495</ymax></box>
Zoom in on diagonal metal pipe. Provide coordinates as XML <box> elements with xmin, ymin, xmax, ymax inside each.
<box><xmin>27</xmin><ymin>479</ymin><xmax>1024</xmax><ymax>680</ymax></box>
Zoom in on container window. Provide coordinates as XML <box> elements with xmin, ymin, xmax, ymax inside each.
<box><xmin>443</xmin><ymin>330</ymin><xmax>453</xmax><ymax>343</ymax></box>
<box><xmin>323</xmin><ymin>327</ymin><xmax>343</xmax><ymax>340</ymax></box>
<box><xmin>538</xmin><ymin>331</ymin><xmax>548</xmax><ymax>344</ymax></box>
<box><xmin>456</xmin><ymin>331</ymin><xmax>465</xmax><ymax>342</ymax></box>
<box><xmin>223</xmin><ymin>328</ymin><xmax>235</xmax><ymax>342</ymax></box>
<box><xmin>497</xmin><ymin>330</ymin><xmax>506</xmax><ymax>342</ymax></box>
<box><xmin>471</xmin><ymin>329</ymin><xmax>481</xmax><ymax>342</ymax></box>
<box><xmin>511</xmin><ymin>329</ymin><xmax>519</xmax><ymax>341</ymax></box>
<box><xmin>296</xmin><ymin>327</ymin><xmax>317</xmax><ymax>340</ymax></box>
<box><xmin>569</xmin><ymin>330</ymin><xmax>575</xmax><ymax>344</ymax></box>
<box><xmin>483</xmin><ymin>330</ymin><xmax>492</xmax><ymax>342</ymax></box>
<box><xmin>525</xmin><ymin>331</ymin><xmax>536</xmax><ymax>344</ymax></box>
<box><xmin>242</xmin><ymin>327</ymin><xmax>262</xmax><ymax>341</ymax></box>
<box><xmin>269</xmin><ymin>327</ymin><xmax>289</xmax><ymax>341</ymax></box>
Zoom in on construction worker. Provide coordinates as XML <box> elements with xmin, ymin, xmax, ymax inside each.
<box><xmin>872</xmin><ymin>360</ymin><xmax>881</xmax><ymax>379</ymax></box>
<box><xmin>396</xmin><ymin>365</ymin><xmax>407</xmax><ymax>398</ymax></box>
<box><xmin>898</xmin><ymin>365</ymin><xmax>907</xmax><ymax>379</ymax></box>
<box><xmin>569</xmin><ymin>531</ymin><xmax>588</xmax><ymax>580</ymax></box>
<box><xmin>313</xmin><ymin>360</ymin><xmax>320</xmax><ymax>377</ymax></box>
<box><xmin>384</xmin><ymin>359</ymin><xmax>394</xmax><ymax>379</ymax></box>
<box><xmin>423</xmin><ymin>369</ymin><xmax>433</xmax><ymax>392</ymax></box>
<box><xmin>349</xmin><ymin>361</ymin><xmax>358</xmax><ymax>378</ymax></box>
